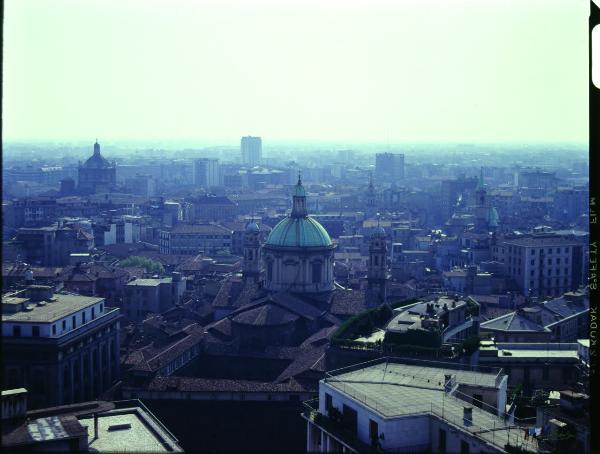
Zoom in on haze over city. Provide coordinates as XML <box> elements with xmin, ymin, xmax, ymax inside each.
<box><xmin>3</xmin><ymin>0</ymin><xmax>589</xmax><ymax>145</ymax></box>
<box><xmin>1</xmin><ymin>1</ymin><xmax>592</xmax><ymax>453</ymax></box>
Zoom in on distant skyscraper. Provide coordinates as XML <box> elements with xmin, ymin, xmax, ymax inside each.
<box><xmin>375</xmin><ymin>152</ymin><xmax>404</xmax><ymax>182</ymax></box>
<box><xmin>193</xmin><ymin>158</ymin><xmax>220</xmax><ymax>187</ymax></box>
<box><xmin>241</xmin><ymin>136</ymin><xmax>262</xmax><ymax>167</ymax></box>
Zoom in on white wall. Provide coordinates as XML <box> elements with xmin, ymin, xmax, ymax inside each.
<box><xmin>320</xmin><ymin>382</ymin><xmax>431</xmax><ymax>452</ymax></box>
<box><xmin>2</xmin><ymin>300</ymin><xmax>106</xmax><ymax>338</ymax></box>
<box><xmin>430</xmin><ymin>417</ymin><xmax>502</xmax><ymax>454</ymax></box>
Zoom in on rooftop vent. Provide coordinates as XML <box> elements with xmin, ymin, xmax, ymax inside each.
<box><xmin>107</xmin><ymin>423</ymin><xmax>131</xmax><ymax>431</ymax></box>
<box><xmin>26</xmin><ymin>285</ymin><xmax>54</xmax><ymax>302</ymax></box>
<box><xmin>463</xmin><ymin>406</ymin><xmax>473</xmax><ymax>426</ymax></box>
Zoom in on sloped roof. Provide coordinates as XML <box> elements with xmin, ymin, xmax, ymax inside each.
<box><xmin>328</xmin><ymin>289</ymin><xmax>369</xmax><ymax>317</ymax></box>
<box><xmin>480</xmin><ymin>311</ymin><xmax>548</xmax><ymax>332</ymax></box>
<box><xmin>231</xmin><ymin>303</ymin><xmax>299</xmax><ymax>326</ymax></box>
<box><xmin>275</xmin><ymin>345</ymin><xmax>327</xmax><ymax>383</ymax></box>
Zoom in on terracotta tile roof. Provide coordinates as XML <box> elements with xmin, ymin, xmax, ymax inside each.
<box><xmin>328</xmin><ymin>289</ymin><xmax>368</xmax><ymax>316</ymax></box>
<box><xmin>231</xmin><ymin>303</ymin><xmax>299</xmax><ymax>326</ymax></box>
<box><xmin>145</xmin><ymin>376</ymin><xmax>313</xmax><ymax>393</ymax></box>
<box><xmin>275</xmin><ymin>345</ymin><xmax>327</xmax><ymax>383</ymax></box>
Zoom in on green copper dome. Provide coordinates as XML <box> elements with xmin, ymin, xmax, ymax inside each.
<box><xmin>266</xmin><ymin>216</ymin><xmax>332</xmax><ymax>248</ymax></box>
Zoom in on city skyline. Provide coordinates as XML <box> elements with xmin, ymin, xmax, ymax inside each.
<box><xmin>3</xmin><ymin>0</ymin><xmax>589</xmax><ymax>144</ymax></box>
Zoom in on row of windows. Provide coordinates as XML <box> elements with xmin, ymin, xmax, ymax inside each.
<box><xmin>529</xmin><ymin>268</ymin><xmax>569</xmax><ymax>277</ymax></box>
<box><xmin>12</xmin><ymin>303</ymin><xmax>106</xmax><ymax>338</ymax></box>
<box><xmin>497</xmin><ymin>246</ymin><xmax>571</xmax><ymax>255</ymax></box>
<box><xmin>528</xmin><ymin>278</ymin><xmax>569</xmax><ymax>287</ymax></box>
<box><xmin>530</xmin><ymin>258</ymin><xmax>568</xmax><ymax>266</ymax></box>
<box><xmin>172</xmin><ymin>235</ymin><xmax>231</xmax><ymax>240</ymax></box>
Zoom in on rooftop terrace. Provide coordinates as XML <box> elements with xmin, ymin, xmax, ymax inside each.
<box><xmin>2</xmin><ymin>292</ymin><xmax>104</xmax><ymax>323</ymax></box>
<box><xmin>317</xmin><ymin>358</ymin><xmax>539</xmax><ymax>453</ymax></box>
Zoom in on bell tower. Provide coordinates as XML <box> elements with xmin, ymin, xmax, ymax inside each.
<box><xmin>366</xmin><ymin>171</ymin><xmax>377</xmax><ymax>217</ymax></box>
<box><xmin>367</xmin><ymin>224</ymin><xmax>389</xmax><ymax>304</ymax></box>
<box><xmin>243</xmin><ymin>221</ymin><xmax>261</xmax><ymax>281</ymax></box>
<box><xmin>474</xmin><ymin>167</ymin><xmax>488</xmax><ymax>233</ymax></box>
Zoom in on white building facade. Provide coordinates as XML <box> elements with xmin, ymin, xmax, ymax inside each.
<box><xmin>302</xmin><ymin>358</ymin><xmax>539</xmax><ymax>454</ymax></box>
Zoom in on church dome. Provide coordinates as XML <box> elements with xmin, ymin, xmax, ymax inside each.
<box><xmin>83</xmin><ymin>141</ymin><xmax>112</xmax><ymax>169</ymax></box>
<box><xmin>245</xmin><ymin>221</ymin><xmax>260</xmax><ymax>233</ymax></box>
<box><xmin>266</xmin><ymin>216</ymin><xmax>332</xmax><ymax>248</ymax></box>
<box><xmin>262</xmin><ymin>173</ymin><xmax>334</xmax><ymax>293</ymax></box>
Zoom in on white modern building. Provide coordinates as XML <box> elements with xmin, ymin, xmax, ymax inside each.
<box><xmin>303</xmin><ymin>358</ymin><xmax>541</xmax><ymax>454</ymax></box>
<box><xmin>193</xmin><ymin>158</ymin><xmax>220</xmax><ymax>187</ymax></box>
<box><xmin>241</xmin><ymin>136</ymin><xmax>262</xmax><ymax>167</ymax></box>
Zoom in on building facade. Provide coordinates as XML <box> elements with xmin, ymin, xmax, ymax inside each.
<box><xmin>193</xmin><ymin>158</ymin><xmax>220</xmax><ymax>187</ymax></box>
<box><xmin>375</xmin><ymin>152</ymin><xmax>404</xmax><ymax>183</ymax></box>
<box><xmin>241</xmin><ymin>136</ymin><xmax>262</xmax><ymax>167</ymax></box>
<box><xmin>2</xmin><ymin>286</ymin><xmax>121</xmax><ymax>410</ymax></box>
<box><xmin>159</xmin><ymin>223</ymin><xmax>233</xmax><ymax>255</ymax></box>
<box><xmin>123</xmin><ymin>274</ymin><xmax>186</xmax><ymax>322</ymax></box>
<box><xmin>302</xmin><ymin>357</ymin><xmax>535</xmax><ymax>454</ymax></box>
<box><xmin>492</xmin><ymin>235</ymin><xmax>583</xmax><ymax>298</ymax></box>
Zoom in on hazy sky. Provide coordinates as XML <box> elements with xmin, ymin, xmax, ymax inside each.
<box><xmin>3</xmin><ymin>0</ymin><xmax>589</xmax><ymax>144</ymax></box>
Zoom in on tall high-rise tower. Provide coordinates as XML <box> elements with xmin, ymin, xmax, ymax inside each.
<box><xmin>193</xmin><ymin>158</ymin><xmax>220</xmax><ymax>187</ymax></box>
<box><xmin>375</xmin><ymin>152</ymin><xmax>404</xmax><ymax>183</ymax></box>
<box><xmin>241</xmin><ymin>136</ymin><xmax>262</xmax><ymax>167</ymax></box>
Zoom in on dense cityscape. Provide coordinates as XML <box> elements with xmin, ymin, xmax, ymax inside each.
<box><xmin>2</xmin><ymin>0</ymin><xmax>593</xmax><ymax>452</ymax></box>
<box><xmin>1</xmin><ymin>137</ymin><xmax>590</xmax><ymax>452</ymax></box>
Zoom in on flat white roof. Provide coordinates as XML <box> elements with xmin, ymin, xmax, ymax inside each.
<box><xmin>323</xmin><ymin>361</ymin><xmax>535</xmax><ymax>452</ymax></box>
<box><xmin>80</xmin><ymin>407</ymin><xmax>181</xmax><ymax>452</ymax></box>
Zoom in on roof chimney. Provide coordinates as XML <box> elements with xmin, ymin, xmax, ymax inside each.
<box><xmin>26</xmin><ymin>285</ymin><xmax>54</xmax><ymax>302</ymax></box>
<box><xmin>463</xmin><ymin>406</ymin><xmax>473</xmax><ymax>426</ymax></box>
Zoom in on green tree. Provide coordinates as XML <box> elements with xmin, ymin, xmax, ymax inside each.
<box><xmin>119</xmin><ymin>256</ymin><xmax>165</xmax><ymax>275</ymax></box>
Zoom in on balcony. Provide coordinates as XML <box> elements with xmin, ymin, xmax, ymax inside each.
<box><xmin>302</xmin><ymin>398</ymin><xmax>378</xmax><ymax>454</ymax></box>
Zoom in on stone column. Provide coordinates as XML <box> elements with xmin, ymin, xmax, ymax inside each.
<box><xmin>97</xmin><ymin>344</ymin><xmax>104</xmax><ymax>394</ymax></box>
<box><xmin>77</xmin><ymin>355</ymin><xmax>84</xmax><ymax>402</ymax></box>
<box><xmin>69</xmin><ymin>359</ymin><xmax>77</xmax><ymax>403</ymax></box>
<box><xmin>113</xmin><ymin>333</ymin><xmax>120</xmax><ymax>381</ymax></box>
<box><xmin>306</xmin><ymin>421</ymin><xmax>312</xmax><ymax>451</ymax></box>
